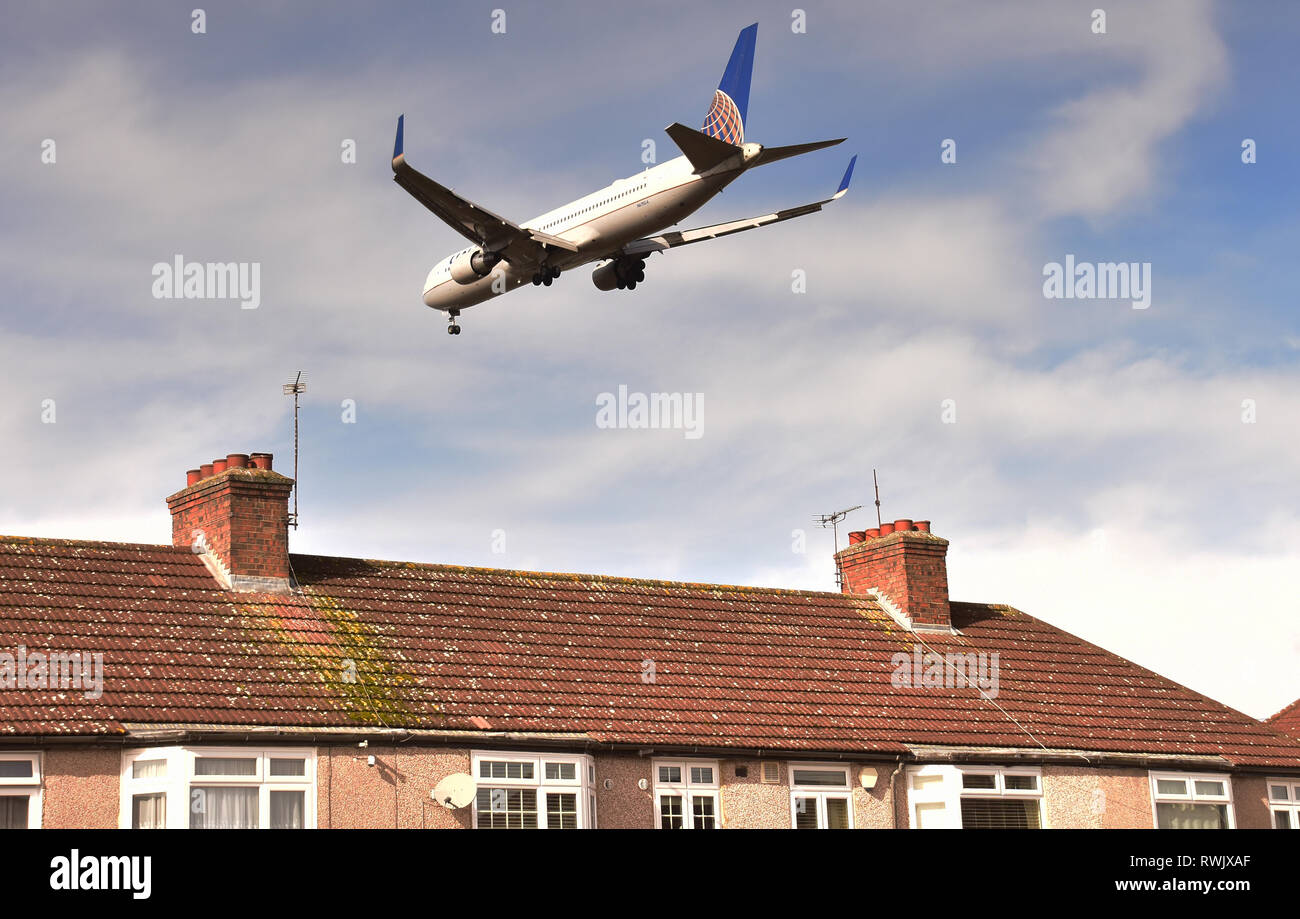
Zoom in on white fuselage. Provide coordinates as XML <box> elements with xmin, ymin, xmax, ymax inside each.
<box><xmin>422</xmin><ymin>148</ymin><xmax>757</xmax><ymax>311</ymax></box>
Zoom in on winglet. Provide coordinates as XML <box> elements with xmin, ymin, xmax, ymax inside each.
<box><xmin>392</xmin><ymin>114</ymin><xmax>405</xmax><ymax>169</ymax></box>
<box><xmin>832</xmin><ymin>155</ymin><xmax>857</xmax><ymax>199</ymax></box>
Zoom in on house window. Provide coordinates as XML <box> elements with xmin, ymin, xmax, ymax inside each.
<box><xmin>789</xmin><ymin>763</ymin><xmax>853</xmax><ymax>829</ymax></box>
<box><xmin>120</xmin><ymin>747</ymin><xmax>315</xmax><ymax>829</ymax></box>
<box><xmin>653</xmin><ymin>759</ymin><xmax>720</xmax><ymax>829</ymax></box>
<box><xmin>1267</xmin><ymin>779</ymin><xmax>1300</xmax><ymax>829</ymax></box>
<box><xmin>908</xmin><ymin>765</ymin><xmax>1042</xmax><ymax>829</ymax></box>
<box><xmin>470</xmin><ymin>751</ymin><xmax>593</xmax><ymax>829</ymax></box>
<box><xmin>0</xmin><ymin>754</ymin><xmax>41</xmax><ymax>829</ymax></box>
<box><xmin>1149</xmin><ymin>772</ymin><xmax>1234</xmax><ymax>829</ymax></box>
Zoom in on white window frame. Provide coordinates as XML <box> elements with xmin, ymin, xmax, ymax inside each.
<box><xmin>653</xmin><ymin>758</ymin><xmax>721</xmax><ymax>829</ymax></box>
<box><xmin>470</xmin><ymin>751</ymin><xmax>594</xmax><ymax>829</ymax></box>
<box><xmin>907</xmin><ymin>764</ymin><xmax>1044</xmax><ymax>829</ymax></box>
<box><xmin>1148</xmin><ymin>771</ymin><xmax>1235</xmax><ymax>829</ymax></box>
<box><xmin>0</xmin><ymin>752</ymin><xmax>42</xmax><ymax>829</ymax></box>
<box><xmin>119</xmin><ymin>747</ymin><xmax>315</xmax><ymax>829</ymax></box>
<box><xmin>1266</xmin><ymin>777</ymin><xmax>1300</xmax><ymax>829</ymax></box>
<box><xmin>788</xmin><ymin>762</ymin><xmax>854</xmax><ymax>829</ymax></box>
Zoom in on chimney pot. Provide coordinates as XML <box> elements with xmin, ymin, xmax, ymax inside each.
<box><xmin>914</xmin><ymin>520</ymin><xmax>931</xmax><ymax>532</ymax></box>
<box><xmin>848</xmin><ymin>531</ymin><xmax>866</xmax><ymax>545</ymax></box>
<box><xmin>879</xmin><ymin>522</ymin><xmax>895</xmax><ymax>535</ymax></box>
<box><xmin>186</xmin><ymin>469</ymin><xmax>201</xmax><ymax>486</ymax></box>
<box><xmin>249</xmin><ymin>453</ymin><xmax>273</xmax><ymax>470</ymax></box>
<box><xmin>894</xmin><ymin>518</ymin><xmax>913</xmax><ymax>532</ymax></box>
<box><xmin>199</xmin><ymin>463</ymin><xmax>214</xmax><ymax>479</ymax></box>
<box><xmin>226</xmin><ymin>453</ymin><xmax>249</xmax><ymax>469</ymax></box>
<box><xmin>865</xmin><ymin>527</ymin><xmax>881</xmax><ymax>539</ymax></box>
<box><xmin>212</xmin><ymin>458</ymin><xmax>228</xmax><ymax>474</ymax></box>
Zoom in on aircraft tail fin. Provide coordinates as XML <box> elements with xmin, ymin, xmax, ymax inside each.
<box><xmin>701</xmin><ymin>23</ymin><xmax>756</xmax><ymax>145</ymax></box>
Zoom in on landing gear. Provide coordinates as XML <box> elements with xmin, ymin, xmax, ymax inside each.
<box><xmin>533</xmin><ymin>265</ymin><xmax>561</xmax><ymax>286</ymax></box>
<box><xmin>613</xmin><ymin>256</ymin><xmax>646</xmax><ymax>290</ymax></box>
<box><xmin>447</xmin><ymin>309</ymin><xmax>461</xmax><ymax>335</ymax></box>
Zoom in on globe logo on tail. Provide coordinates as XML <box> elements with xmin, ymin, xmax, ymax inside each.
<box><xmin>702</xmin><ymin>90</ymin><xmax>744</xmax><ymax>145</ymax></box>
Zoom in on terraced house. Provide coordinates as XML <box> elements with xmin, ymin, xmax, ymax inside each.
<box><xmin>1</xmin><ymin>451</ymin><xmax>1298</xmax><ymax>830</ymax></box>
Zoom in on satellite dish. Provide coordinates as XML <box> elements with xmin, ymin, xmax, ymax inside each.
<box><xmin>432</xmin><ymin>773</ymin><xmax>475</xmax><ymax>809</ymax></box>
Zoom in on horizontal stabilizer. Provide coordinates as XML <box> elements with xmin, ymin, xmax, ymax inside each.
<box><xmin>749</xmin><ymin>137</ymin><xmax>846</xmax><ymax>169</ymax></box>
<box><xmin>665</xmin><ymin>122</ymin><xmax>741</xmax><ymax>174</ymax></box>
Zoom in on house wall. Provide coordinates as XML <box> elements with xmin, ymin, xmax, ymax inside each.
<box><xmin>1231</xmin><ymin>775</ymin><xmax>1272</xmax><ymax>829</ymax></box>
<box><xmin>19</xmin><ymin>742</ymin><xmax>1295</xmax><ymax>829</ymax></box>
<box><xmin>592</xmin><ymin>752</ymin><xmax>653</xmax><ymax>828</ymax></box>
<box><xmin>39</xmin><ymin>746</ymin><xmax>121</xmax><ymax>829</ymax></box>
<box><xmin>717</xmin><ymin>759</ymin><xmax>790</xmax><ymax>828</ymax></box>
<box><xmin>1041</xmin><ymin>765</ymin><xmax>1152</xmax><ymax>829</ymax></box>
<box><xmin>317</xmin><ymin>744</ymin><xmax>471</xmax><ymax>829</ymax></box>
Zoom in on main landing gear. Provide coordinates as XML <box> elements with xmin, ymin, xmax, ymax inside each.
<box><xmin>447</xmin><ymin>309</ymin><xmax>462</xmax><ymax>335</ymax></box>
<box><xmin>532</xmin><ymin>265</ymin><xmax>561</xmax><ymax>287</ymax></box>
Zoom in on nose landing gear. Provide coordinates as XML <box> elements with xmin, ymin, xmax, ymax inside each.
<box><xmin>447</xmin><ymin>309</ymin><xmax>462</xmax><ymax>335</ymax></box>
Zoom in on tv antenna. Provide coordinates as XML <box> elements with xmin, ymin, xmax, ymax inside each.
<box><xmin>282</xmin><ymin>371</ymin><xmax>306</xmax><ymax>529</ymax></box>
<box><xmin>872</xmin><ymin>468</ymin><xmax>883</xmax><ymax>527</ymax></box>
<box><xmin>815</xmin><ymin>504</ymin><xmax>862</xmax><ymax>589</ymax></box>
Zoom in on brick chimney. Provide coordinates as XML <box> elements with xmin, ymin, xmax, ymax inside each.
<box><xmin>836</xmin><ymin>519</ymin><xmax>950</xmax><ymax>629</ymax></box>
<box><xmin>165</xmin><ymin>452</ymin><xmax>295</xmax><ymax>594</ymax></box>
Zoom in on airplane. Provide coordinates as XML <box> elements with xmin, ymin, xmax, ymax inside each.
<box><xmin>391</xmin><ymin>22</ymin><xmax>855</xmax><ymax>335</ymax></box>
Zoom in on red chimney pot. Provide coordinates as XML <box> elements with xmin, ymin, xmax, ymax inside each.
<box><xmin>848</xmin><ymin>531</ymin><xmax>866</xmax><ymax>545</ymax></box>
<box><xmin>914</xmin><ymin>520</ymin><xmax>931</xmax><ymax>532</ymax></box>
<box><xmin>199</xmin><ymin>463</ymin><xmax>214</xmax><ymax>479</ymax></box>
<box><xmin>212</xmin><ymin>459</ymin><xmax>228</xmax><ymax>474</ymax></box>
<box><xmin>879</xmin><ymin>522</ymin><xmax>895</xmax><ymax>535</ymax></box>
<box><xmin>894</xmin><ymin>518</ymin><xmax>913</xmax><ymax>532</ymax></box>
<box><xmin>226</xmin><ymin>453</ymin><xmax>249</xmax><ymax>469</ymax></box>
<box><xmin>249</xmin><ymin>453</ymin><xmax>273</xmax><ymax>470</ymax></box>
<box><xmin>186</xmin><ymin>469</ymin><xmax>201</xmax><ymax>486</ymax></box>
<box><xmin>866</xmin><ymin>527</ymin><xmax>881</xmax><ymax>539</ymax></box>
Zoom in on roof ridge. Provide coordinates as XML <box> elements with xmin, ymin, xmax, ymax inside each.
<box><xmin>289</xmin><ymin>551</ymin><xmax>861</xmax><ymax>600</ymax></box>
<box><xmin>0</xmin><ymin>534</ymin><xmax>182</xmax><ymax>553</ymax></box>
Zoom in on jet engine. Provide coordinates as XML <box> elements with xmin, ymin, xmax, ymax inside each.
<box><xmin>591</xmin><ymin>255</ymin><xmax>647</xmax><ymax>291</ymax></box>
<box><xmin>449</xmin><ymin>248</ymin><xmax>502</xmax><ymax>284</ymax></box>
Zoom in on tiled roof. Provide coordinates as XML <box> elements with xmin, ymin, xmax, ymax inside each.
<box><xmin>2</xmin><ymin>535</ymin><xmax>1299</xmax><ymax>768</ymax></box>
<box><xmin>1267</xmin><ymin>699</ymin><xmax>1300</xmax><ymax>740</ymax></box>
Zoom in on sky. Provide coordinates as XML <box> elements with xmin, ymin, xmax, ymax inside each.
<box><xmin>1</xmin><ymin>1</ymin><xmax>1297</xmax><ymax>721</ymax></box>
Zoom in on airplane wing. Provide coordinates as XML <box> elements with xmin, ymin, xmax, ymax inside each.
<box><xmin>390</xmin><ymin>116</ymin><xmax>573</xmax><ymax>264</ymax></box>
<box><xmin>620</xmin><ymin>155</ymin><xmax>856</xmax><ymax>258</ymax></box>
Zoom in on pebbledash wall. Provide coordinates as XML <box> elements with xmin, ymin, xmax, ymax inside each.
<box><xmin>24</xmin><ymin>743</ymin><xmax>1283</xmax><ymax>829</ymax></box>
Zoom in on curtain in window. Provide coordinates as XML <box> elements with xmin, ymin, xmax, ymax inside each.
<box><xmin>190</xmin><ymin>786</ymin><xmax>259</xmax><ymax>829</ymax></box>
<box><xmin>1156</xmin><ymin>802</ymin><xmax>1228</xmax><ymax>830</ymax></box>
<box><xmin>132</xmin><ymin>793</ymin><xmax>166</xmax><ymax>829</ymax></box>
<box><xmin>0</xmin><ymin>796</ymin><xmax>28</xmax><ymax>829</ymax></box>
<box><xmin>270</xmin><ymin>790</ymin><xmax>305</xmax><ymax>829</ymax></box>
